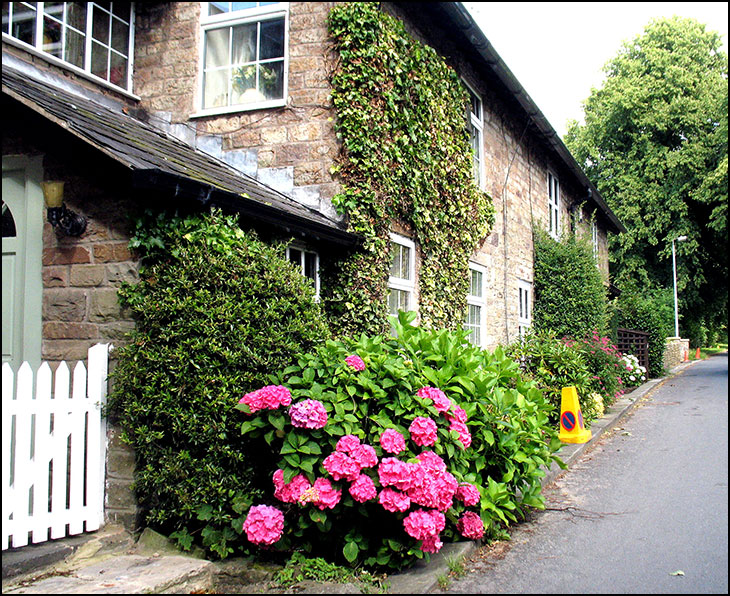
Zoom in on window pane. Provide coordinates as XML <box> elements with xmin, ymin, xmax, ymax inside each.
<box><xmin>92</xmin><ymin>5</ymin><xmax>110</xmax><ymax>44</ymax></box>
<box><xmin>2</xmin><ymin>203</ymin><xmax>17</xmax><ymax>238</ymax></box>
<box><xmin>232</xmin><ymin>2</ymin><xmax>258</xmax><ymax>11</ymax></box>
<box><xmin>90</xmin><ymin>40</ymin><xmax>108</xmax><ymax>79</ymax></box>
<box><xmin>205</xmin><ymin>27</ymin><xmax>229</xmax><ymax>69</ymax></box>
<box><xmin>304</xmin><ymin>252</ymin><xmax>317</xmax><ymax>281</ymax></box>
<box><xmin>204</xmin><ymin>68</ymin><xmax>229</xmax><ymax>108</ymax></box>
<box><xmin>470</xmin><ymin>270</ymin><xmax>482</xmax><ymax>297</ymax></box>
<box><xmin>259</xmin><ymin>60</ymin><xmax>283</xmax><ymax>100</ymax></box>
<box><xmin>111</xmin><ymin>16</ymin><xmax>128</xmax><ymax>54</ymax></box>
<box><xmin>209</xmin><ymin>2</ymin><xmax>227</xmax><ymax>16</ymax></box>
<box><xmin>231</xmin><ymin>22</ymin><xmax>256</xmax><ymax>64</ymax></box>
<box><xmin>288</xmin><ymin>248</ymin><xmax>302</xmax><ymax>269</ymax></box>
<box><xmin>43</xmin><ymin>2</ymin><xmax>63</xmax><ymax>16</ymax></box>
<box><xmin>388</xmin><ymin>289</ymin><xmax>408</xmax><ymax>315</ymax></box>
<box><xmin>67</xmin><ymin>2</ymin><xmax>86</xmax><ymax>32</ymax></box>
<box><xmin>111</xmin><ymin>1</ymin><xmax>131</xmax><ymax>20</ymax></box>
<box><xmin>42</xmin><ymin>15</ymin><xmax>62</xmax><ymax>57</ymax></box>
<box><xmin>109</xmin><ymin>50</ymin><xmax>127</xmax><ymax>86</ymax></box>
<box><xmin>259</xmin><ymin>18</ymin><xmax>284</xmax><ymax>60</ymax></box>
<box><xmin>12</xmin><ymin>2</ymin><xmax>37</xmax><ymax>45</ymax></box>
<box><xmin>64</xmin><ymin>27</ymin><xmax>85</xmax><ymax>67</ymax></box>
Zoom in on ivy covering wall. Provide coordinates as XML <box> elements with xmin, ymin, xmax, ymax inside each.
<box><xmin>322</xmin><ymin>2</ymin><xmax>495</xmax><ymax>337</ymax></box>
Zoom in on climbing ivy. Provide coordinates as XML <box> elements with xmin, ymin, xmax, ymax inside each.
<box><xmin>322</xmin><ymin>2</ymin><xmax>495</xmax><ymax>337</ymax></box>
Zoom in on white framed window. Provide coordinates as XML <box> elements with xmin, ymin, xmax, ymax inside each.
<box><xmin>2</xmin><ymin>2</ymin><xmax>135</xmax><ymax>93</ymax></box>
<box><xmin>197</xmin><ymin>2</ymin><xmax>288</xmax><ymax>115</ymax></box>
<box><xmin>286</xmin><ymin>245</ymin><xmax>320</xmax><ymax>301</ymax></box>
<box><xmin>518</xmin><ymin>279</ymin><xmax>532</xmax><ymax>338</ymax></box>
<box><xmin>591</xmin><ymin>220</ymin><xmax>599</xmax><ymax>264</ymax></box>
<box><xmin>548</xmin><ymin>171</ymin><xmax>560</xmax><ymax>239</ymax></box>
<box><xmin>387</xmin><ymin>233</ymin><xmax>416</xmax><ymax>318</ymax></box>
<box><xmin>464</xmin><ymin>82</ymin><xmax>484</xmax><ymax>188</ymax></box>
<box><xmin>464</xmin><ymin>263</ymin><xmax>486</xmax><ymax>347</ymax></box>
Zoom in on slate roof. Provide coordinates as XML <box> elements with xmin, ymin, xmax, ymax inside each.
<box><xmin>1</xmin><ymin>61</ymin><xmax>359</xmax><ymax>247</ymax></box>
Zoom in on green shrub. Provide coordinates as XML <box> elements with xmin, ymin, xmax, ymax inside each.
<box><xmin>567</xmin><ymin>331</ymin><xmax>625</xmax><ymax>407</ymax></box>
<box><xmin>609</xmin><ymin>285</ymin><xmax>674</xmax><ymax>377</ymax></box>
<box><xmin>107</xmin><ymin>209</ymin><xmax>330</xmax><ymax>558</ymax></box>
<box><xmin>236</xmin><ymin>312</ymin><xmax>562</xmax><ymax>571</ymax></box>
<box><xmin>532</xmin><ymin>228</ymin><xmax>608</xmax><ymax>339</ymax></box>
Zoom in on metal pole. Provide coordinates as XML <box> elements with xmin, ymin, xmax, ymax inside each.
<box><xmin>672</xmin><ymin>239</ymin><xmax>679</xmax><ymax>337</ymax></box>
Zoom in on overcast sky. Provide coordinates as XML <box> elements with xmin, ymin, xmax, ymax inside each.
<box><xmin>463</xmin><ymin>2</ymin><xmax>729</xmax><ymax>138</ymax></box>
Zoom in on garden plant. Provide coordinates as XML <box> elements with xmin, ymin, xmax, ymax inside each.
<box><xmin>236</xmin><ymin>312</ymin><xmax>563</xmax><ymax>570</ymax></box>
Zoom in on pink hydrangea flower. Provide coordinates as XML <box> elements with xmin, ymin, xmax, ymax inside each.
<box><xmin>350</xmin><ymin>443</ymin><xmax>378</xmax><ymax>469</ymax></box>
<box><xmin>417</xmin><ymin>387</ymin><xmax>452</xmax><ymax>413</ymax></box>
<box><xmin>449</xmin><ymin>419</ymin><xmax>472</xmax><ymax>449</ymax></box>
<box><xmin>416</xmin><ymin>451</ymin><xmax>446</xmax><ymax>471</ymax></box>
<box><xmin>378</xmin><ymin>457</ymin><xmax>418</xmax><ymax>491</ymax></box>
<box><xmin>457</xmin><ymin>511</ymin><xmax>485</xmax><ymax>540</ymax></box>
<box><xmin>239</xmin><ymin>385</ymin><xmax>292</xmax><ymax>413</ymax></box>
<box><xmin>345</xmin><ymin>355</ymin><xmax>366</xmax><ymax>371</ymax></box>
<box><xmin>272</xmin><ymin>469</ymin><xmax>311</xmax><ymax>503</ymax></box>
<box><xmin>289</xmin><ymin>399</ymin><xmax>328</xmax><ymax>429</ymax></box>
<box><xmin>403</xmin><ymin>509</ymin><xmax>446</xmax><ymax>541</ymax></box>
<box><xmin>349</xmin><ymin>474</ymin><xmax>378</xmax><ymax>503</ymax></box>
<box><xmin>456</xmin><ymin>483</ymin><xmax>480</xmax><ymax>507</ymax></box>
<box><xmin>378</xmin><ymin>488</ymin><xmax>411</xmax><ymax>513</ymax></box>
<box><xmin>336</xmin><ymin>434</ymin><xmax>361</xmax><ymax>453</ymax></box>
<box><xmin>380</xmin><ymin>429</ymin><xmax>406</xmax><ymax>454</ymax></box>
<box><xmin>409</xmin><ymin>416</ymin><xmax>438</xmax><ymax>447</ymax></box>
<box><xmin>445</xmin><ymin>405</ymin><xmax>468</xmax><ymax>424</ymax></box>
<box><xmin>323</xmin><ymin>451</ymin><xmax>360</xmax><ymax>481</ymax></box>
<box><xmin>242</xmin><ymin>505</ymin><xmax>284</xmax><ymax>545</ymax></box>
<box><xmin>406</xmin><ymin>465</ymin><xmax>458</xmax><ymax>512</ymax></box>
<box><xmin>312</xmin><ymin>478</ymin><xmax>341</xmax><ymax>510</ymax></box>
<box><xmin>421</xmin><ymin>534</ymin><xmax>443</xmax><ymax>553</ymax></box>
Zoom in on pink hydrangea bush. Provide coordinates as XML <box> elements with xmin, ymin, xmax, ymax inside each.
<box><xmin>242</xmin><ymin>505</ymin><xmax>284</xmax><ymax>546</ymax></box>
<box><xmin>239</xmin><ymin>385</ymin><xmax>292</xmax><ymax>413</ymax></box>
<box><xmin>236</xmin><ymin>318</ymin><xmax>559</xmax><ymax>570</ymax></box>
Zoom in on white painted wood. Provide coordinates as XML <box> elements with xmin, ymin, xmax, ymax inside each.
<box><xmin>2</xmin><ymin>345</ymin><xmax>110</xmax><ymax>549</ymax></box>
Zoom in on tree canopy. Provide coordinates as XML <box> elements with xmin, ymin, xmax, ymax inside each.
<box><xmin>565</xmin><ymin>16</ymin><xmax>728</xmax><ymax>339</ymax></box>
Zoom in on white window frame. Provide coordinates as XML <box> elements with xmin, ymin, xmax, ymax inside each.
<box><xmin>464</xmin><ymin>263</ymin><xmax>486</xmax><ymax>347</ymax></box>
<box><xmin>517</xmin><ymin>279</ymin><xmax>532</xmax><ymax>338</ymax></box>
<box><xmin>547</xmin><ymin>170</ymin><xmax>561</xmax><ymax>239</ymax></box>
<box><xmin>387</xmin><ymin>232</ymin><xmax>416</xmax><ymax>317</ymax></box>
<box><xmin>194</xmin><ymin>2</ymin><xmax>289</xmax><ymax>117</ymax></box>
<box><xmin>464</xmin><ymin>80</ymin><xmax>484</xmax><ymax>189</ymax></box>
<box><xmin>286</xmin><ymin>244</ymin><xmax>320</xmax><ymax>301</ymax></box>
<box><xmin>591</xmin><ymin>220</ymin><xmax>599</xmax><ymax>264</ymax></box>
<box><xmin>2</xmin><ymin>2</ymin><xmax>137</xmax><ymax>96</ymax></box>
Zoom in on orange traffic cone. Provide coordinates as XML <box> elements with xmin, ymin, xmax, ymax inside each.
<box><xmin>558</xmin><ymin>386</ymin><xmax>592</xmax><ymax>444</ymax></box>
<box><xmin>695</xmin><ymin>347</ymin><xmax>701</xmax><ymax>360</ymax></box>
<box><xmin>683</xmin><ymin>349</ymin><xmax>689</xmax><ymax>362</ymax></box>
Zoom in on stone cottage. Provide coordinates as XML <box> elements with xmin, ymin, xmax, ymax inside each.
<box><xmin>2</xmin><ymin>2</ymin><xmax>623</xmax><ymax>539</ymax></box>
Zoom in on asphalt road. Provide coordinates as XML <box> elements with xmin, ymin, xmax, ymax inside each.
<box><xmin>439</xmin><ymin>354</ymin><xmax>728</xmax><ymax>594</ymax></box>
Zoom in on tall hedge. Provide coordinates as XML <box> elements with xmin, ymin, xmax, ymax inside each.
<box><xmin>107</xmin><ymin>209</ymin><xmax>330</xmax><ymax>557</ymax></box>
<box><xmin>532</xmin><ymin>228</ymin><xmax>608</xmax><ymax>339</ymax></box>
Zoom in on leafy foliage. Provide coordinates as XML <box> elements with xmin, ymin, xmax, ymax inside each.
<box><xmin>107</xmin><ymin>209</ymin><xmax>330</xmax><ymax>558</ymax></box>
<box><xmin>323</xmin><ymin>3</ymin><xmax>495</xmax><ymax>337</ymax></box>
<box><xmin>237</xmin><ymin>312</ymin><xmax>561</xmax><ymax>570</ymax></box>
<box><xmin>609</xmin><ymin>285</ymin><xmax>674</xmax><ymax>377</ymax></box>
<box><xmin>565</xmin><ymin>16</ymin><xmax>728</xmax><ymax>340</ymax></box>
<box><xmin>532</xmin><ymin>228</ymin><xmax>608</xmax><ymax>339</ymax></box>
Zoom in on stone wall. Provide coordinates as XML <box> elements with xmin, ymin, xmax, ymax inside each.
<box><xmin>664</xmin><ymin>337</ymin><xmax>690</xmax><ymax>371</ymax></box>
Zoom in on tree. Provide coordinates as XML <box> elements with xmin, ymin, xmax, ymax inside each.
<box><xmin>565</xmin><ymin>17</ymin><xmax>728</xmax><ymax>341</ymax></box>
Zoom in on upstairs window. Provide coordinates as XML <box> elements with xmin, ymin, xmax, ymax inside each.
<box><xmin>547</xmin><ymin>171</ymin><xmax>560</xmax><ymax>239</ymax></box>
<box><xmin>286</xmin><ymin>245</ymin><xmax>320</xmax><ymax>301</ymax></box>
<box><xmin>464</xmin><ymin>263</ymin><xmax>486</xmax><ymax>347</ymax></box>
<box><xmin>518</xmin><ymin>280</ymin><xmax>532</xmax><ymax>338</ymax></box>
<box><xmin>2</xmin><ymin>2</ymin><xmax>135</xmax><ymax>92</ymax></box>
<box><xmin>199</xmin><ymin>2</ymin><xmax>288</xmax><ymax>114</ymax></box>
<box><xmin>465</xmin><ymin>82</ymin><xmax>484</xmax><ymax>188</ymax></box>
<box><xmin>387</xmin><ymin>233</ymin><xmax>416</xmax><ymax>318</ymax></box>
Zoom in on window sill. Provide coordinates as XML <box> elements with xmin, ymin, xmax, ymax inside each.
<box><xmin>190</xmin><ymin>99</ymin><xmax>287</xmax><ymax>119</ymax></box>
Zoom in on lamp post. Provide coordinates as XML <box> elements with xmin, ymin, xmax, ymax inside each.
<box><xmin>672</xmin><ymin>235</ymin><xmax>688</xmax><ymax>337</ymax></box>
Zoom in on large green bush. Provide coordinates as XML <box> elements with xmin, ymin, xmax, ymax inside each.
<box><xmin>609</xmin><ymin>285</ymin><xmax>674</xmax><ymax>377</ymax></box>
<box><xmin>235</xmin><ymin>312</ymin><xmax>562</xmax><ymax>570</ymax></box>
<box><xmin>107</xmin><ymin>209</ymin><xmax>330</xmax><ymax>557</ymax></box>
<box><xmin>532</xmin><ymin>228</ymin><xmax>608</xmax><ymax>339</ymax></box>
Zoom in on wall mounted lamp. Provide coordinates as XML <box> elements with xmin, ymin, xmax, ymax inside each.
<box><xmin>41</xmin><ymin>181</ymin><xmax>87</xmax><ymax>237</ymax></box>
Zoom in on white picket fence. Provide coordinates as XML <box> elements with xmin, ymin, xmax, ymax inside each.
<box><xmin>2</xmin><ymin>343</ymin><xmax>110</xmax><ymax>550</ymax></box>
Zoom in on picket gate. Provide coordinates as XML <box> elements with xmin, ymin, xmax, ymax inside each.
<box><xmin>2</xmin><ymin>343</ymin><xmax>110</xmax><ymax>550</ymax></box>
